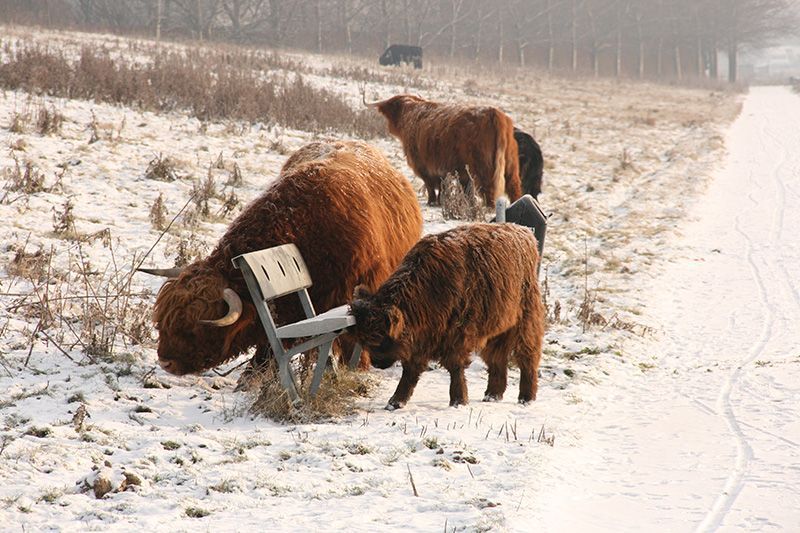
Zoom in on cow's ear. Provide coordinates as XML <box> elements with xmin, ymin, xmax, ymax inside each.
<box><xmin>353</xmin><ymin>285</ymin><xmax>372</xmax><ymax>300</ymax></box>
<box><xmin>387</xmin><ymin>306</ymin><xmax>405</xmax><ymax>338</ymax></box>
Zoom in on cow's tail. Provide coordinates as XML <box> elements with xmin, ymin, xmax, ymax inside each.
<box><xmin>492</xmin><ymin>111</ymin><xmax>507</xmax><ymax>202</ymax></box>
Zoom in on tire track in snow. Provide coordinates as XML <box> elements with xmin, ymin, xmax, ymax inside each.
<box><xmin>695</xmin><ymin>109</ymin><xmax>784</xmax><ymax>532</ymax></box>
<box><xmin>761</xmin><ymin>118</ymin><xmax>800</xmax><ymax>314</ymax></box>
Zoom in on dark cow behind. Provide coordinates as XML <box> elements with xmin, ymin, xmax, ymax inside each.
<box><xmin>379</xmin><ymin>44</ymin><xmax>423</xmax><ymax>69</ymax></box>
<box><xmin>141</xmin><ymin>140</ymin><xmax>422</xmax><ymax>376</ymax></box>
<box><xmin>513</xmin><ymin>128</ymin><xmax>544</xmax><ymax>198</ymax></box>
<box><xmin>350</xmin><ymin>223</ymin><xmax>545</xmax><ymax>409</ymax></box>
<box><xmin>368</xmin><ymin>94</ymin><xmax>521</xmax><ymax>206</ymax></box>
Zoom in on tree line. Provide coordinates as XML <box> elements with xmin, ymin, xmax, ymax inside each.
<box><xmin>2</xmin><ymin>0</ymin><xmax>797</xmax><ymax>82</ymax></box>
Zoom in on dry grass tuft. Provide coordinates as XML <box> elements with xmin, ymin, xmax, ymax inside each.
<box><xmin>35</xmin><ymin>103</ymin><xmax>64</xmax><ymax>135</ymax></box>
<box><xmin>6</xmin><ymin>244</ymin><xmax>51</xmax><ymax>282</ymax></box>
<box><xmin>440</xmin><ymin>170</ymin><xmax>484</xmax><ymax>221</ymax></box>
<box><xmin>3</xmin><ymin>156</ymin><xmax>47</xmax><ymax>198</ymax></box>
<box><xmin>52</xmin><ymin>199</ymin><xmax>77</xmax><ymax>239</ymax></box>
<box><xmin>172</xmin><ymin>233</ymin><xmax>209</xmax><ymax>267</ymax></box>
<box><xmin>144</xmin><ymin>154</ymin><xmax>179</xmax><ymax>182</ymax></box>
<box><xmin>149</xmin><ymin>193</ymin><xmax>167</xmax><ymax>231</ymax></box>
<box><xmin>250</xmin><ymin>364</ymin><xmax>376</xmax><ymax>423</ymax></box>
<box><xmin>8</xmin><ymin>110</ymin><xmax>30</xmax><ymax>133</ymax></box>
<box><xmin>227</xmin><ymin>163</ymin><xmax>243</xmax><ymax>187</ymax></box>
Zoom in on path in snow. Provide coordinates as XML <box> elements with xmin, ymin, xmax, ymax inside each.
<box><xmin>535</xmin><ymin>86</ymin><xmax>800</xmax><ymax>531</ymax></box>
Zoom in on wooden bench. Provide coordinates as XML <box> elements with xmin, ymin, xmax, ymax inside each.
<box><xmin>232</xmin><ymin>244</ymin><xmax>362</xmax><ymax>404</ymax></box>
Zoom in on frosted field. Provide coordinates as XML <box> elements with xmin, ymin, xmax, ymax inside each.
<box><xmin>2</xmin><ymin>26</ymin><xmax>794</xmax><ymax>533</ymax></box>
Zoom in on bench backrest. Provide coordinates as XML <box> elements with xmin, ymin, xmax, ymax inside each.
<box><xmin>232</xmin><ymin>244</ymin><xmax>312</xmax><ymax>301</ymax></box>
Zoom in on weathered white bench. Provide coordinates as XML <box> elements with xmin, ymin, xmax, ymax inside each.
<box><xmin>232</xmin><ymin>244</ymin><xmax>362</xmax><ymax>404</ymax></box>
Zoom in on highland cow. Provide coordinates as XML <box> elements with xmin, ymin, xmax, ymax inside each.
<box><xmin>140</xmin><ymin>140</ymin><xmax>422</xmax><ymax>376</ymax></box>
<box><xmin>367</xmin><ymin>94</ymin><xmax>522</xmax><ymax>206</ymax></box>
<box><xmin>350</xmin><ymin>223</ymin><xmax>544</xmax><ymax>409</ymax></box>
<box><xmin>513</xmin><ymin>128</ymin><xmax>544</xmax><ymax>199</ymax></box>
<box><xmin>379</xmin><ymin>44</ymin><xmax>423</xmax><ymax>69</ymax></box>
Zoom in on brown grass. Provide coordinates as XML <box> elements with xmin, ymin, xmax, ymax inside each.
<box><xmin>249</xmin><ymin>364</ymin><xmax>376</xmax><ymax>423</ymax></box>
<box><xmin>35</xmin><ymin>103</ymin><xmax>64</xmax><ymax>135</ymax></box>
<box><xmin>0</xmin><ymin>44</ymin><xmax>386</xmax><ymax>138</ymax></box>
<box><xmin>149</xmin><ymin>193</ymin><xmax>167</xmax><ymax>231</ymax></box>
<box><xmin>440</xmin><ymin>171</ymin><xmax>484</xmax><ymax>221</ymax></box>
<box><xmin>144</xmin><ymin>154</ymin><xmax>179</xmax><ymax>182</ymax></box>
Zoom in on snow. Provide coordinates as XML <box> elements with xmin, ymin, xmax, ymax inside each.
<box><xmin>2</xmin><ymin>26</ymin><xmax>795</xmax><ymax>532</ymax></box>
<box><xmin>533</xmin><ymin>86</ymin><xmax>800</xmax><ymax>531</ymax></box>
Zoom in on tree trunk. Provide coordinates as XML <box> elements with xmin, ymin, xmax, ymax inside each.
<box><xmin>571</xmin><ymin>0</ymin><xmax>578</xmax><ymax>72</ymax></box>
<box><xmin>315</xmin><ymin>0</ymin><xmax>322</xmax><ymax>52</ymax></box>
<box><xmin>546</xmin><ymin>0</ymin><xmax>554</xmax><ymax>70</ymax></box>
<box><xmin>710</xmin><ymin>42</ymin><xmax>718</xmax><ymax>79</ymax></box>
<box><xmin>674</xmin><ymin>44</ymin><xmax>682</xmax><ymax>81</ymax></box>
<box><xmin>156</xmin><ymin>0</ymin><xmax>162</xmax><ymax>41</ymax></box>
<box><xmin>728</xmin><ymin>40</ymin><xmax>737</xmax><ymax>83</ymax></box>
<box><xmin>475</xmin><ymin>4</ymin><xmax>483</xmax><ymax>61</ymax></box>
<box><xmin>497</xmin><ymin>7</ymin><xmax>504</xmax><ymax>63</ymax></box>
<box><xmin>342</xmin><ymin>0</ymin><xmax>352</xmax><ymax>54</ymax></box>
<box><xmin>449</xmin><ymin>2</ymin><xmax>457</xmax><ymax>58</ymax></box>
<box><xmin>657</xmin><ymin>38</ymin><xmax>663</xmax><ymax>77</ymax></box>
<box><xmin>381</xmin><ymin>0</ymin><xmax>390</xmax><ymax>50</ymax></box>
<box><xmin>403</xmin><ymin>0</ymin><xmax>411</xmax><ymax>43</ymax></box>
<box><xmin>697</xmin><ymin>36</ymin><xmax>703</xmax><ymax>77</ymax></box>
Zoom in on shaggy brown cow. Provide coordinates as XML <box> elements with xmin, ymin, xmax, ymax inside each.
<box><xmin>350</xmin><ymin>223</ymin><xmax>544</xmax><ymax>409</ymax></box>
<box><xmin>368</xmin><ymin>94</ymin><xmax>521</xmax><ymax>206</ymax></box>
<box><xmin>141</xmin><ymin>140</ymin><xmax>422</xmax><ymax>376</ymax></box>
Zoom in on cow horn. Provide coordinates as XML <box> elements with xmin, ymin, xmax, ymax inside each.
<box><xmin>137</xmin><ymin>267</ymin><xmax>184</xmax><ymax>278</ymax></box>
<box><xmin>362</xmin><ymin>92</ymin><xmax>381</xmax><ymax>107</ymax></box>
<box><xmin>199</xmin><ymin>288</ymin><xmax>243</xmax><ymax>327</ymax></box>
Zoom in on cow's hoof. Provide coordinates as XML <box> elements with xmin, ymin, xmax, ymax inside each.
<box><xmin>483</xmin><ymin>394</ymin><xmax>502</xmax><ymax>402</ymax></box>
<box><xmin>517</xmin><ymin>398</ymin><xmax>533</xmax><ymax>406</ymax></box>
<box><xmin>449</xmin><ymin>400</ymin><xmax>468</xmax><ymax>408</ymax></box>
<box><xmin>385</xmin><ymin>399</ymin><xmax>405</xmax><ymax>411</ymax></box>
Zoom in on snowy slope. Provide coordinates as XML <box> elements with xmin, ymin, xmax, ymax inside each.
<box><xmin>0</xmin><ymin>26</ymin><xmax>756</xmax><ymax>532</ymax></box>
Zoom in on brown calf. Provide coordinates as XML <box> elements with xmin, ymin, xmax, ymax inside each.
<box><xmin>350</xmin><ymin>223</ymin><xmax>544</xmax><ymax>409</ymax></box>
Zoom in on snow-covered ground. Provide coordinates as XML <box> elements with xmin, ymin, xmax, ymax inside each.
<box><xmin>3</xmin><ymin>26</ymin><xmax>792</xmax><ymax>532</ymax></box>
<box><xmin>533</xmin><ymin>86</ymin><xmax>800</xmax><ymax>531</ymax></box>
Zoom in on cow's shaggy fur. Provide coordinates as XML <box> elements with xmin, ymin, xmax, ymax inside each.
<box><xmin>152</xmin><ymin>140</ymin><xmax>422</xmax><ymax>376</ymax></box>
<box><xmin>350</xmin><ymin>223</ymin><xmax>544</xmax><ymax>409</ymax></box>
<box><xmin>372</xmin><ymin>94</ymin><xmax>522</xmax><ymax>206</ymax></box>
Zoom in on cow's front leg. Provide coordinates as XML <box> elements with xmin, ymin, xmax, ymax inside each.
<box><xmin>386</xmin><ymin>360</ymin><xmax>425</xmax><ymax>410</ymax></box>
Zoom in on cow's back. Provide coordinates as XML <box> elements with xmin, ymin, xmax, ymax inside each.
<box><xmin>212</xmin><ymin>140</ymin><xmax>422</xmax><ymax>323</ymax></box>
<box><xmin>385</xmin><ymin>223</ymin><xmax>540</xmax><ymax>353</ymax></box>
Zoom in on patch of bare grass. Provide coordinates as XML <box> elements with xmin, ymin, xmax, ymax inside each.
<box><xmin>440</xmin><ymin>170</ymin><xmax>484</xmax><ymax>221</ymax></box>
<box><xmin>144</xmin><ymin>154</ymin><xmax>179</xmax><ymax>182</ymax></box>
<box><xmin>149</xmin><ymin>193</ymin><xmax>167</xmax><ymax>231</ymax></box>
<box><xmin>35</xmin><ymin>103</ymin><xmax>64</xmax><ymax>135</ymax></box>
<box><xmin>250</xmin><ymin>364</ymin><xmax>376</xmax><ymax>423</ymax></box>
<box><xmin>2</xmin><ymin>156</ymin><xmax>47</xmax><ymax>198</ymax></box>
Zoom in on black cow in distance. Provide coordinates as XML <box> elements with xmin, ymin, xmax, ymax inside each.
<box><xmin>379</xmin><ymin>45</ymin><xmax>423</xmax><ymax>69</ymax></box>
<box><xmin>513</xmin><ymin>128</ymin><xmax>544</xmax><ymax>199</ymax></box>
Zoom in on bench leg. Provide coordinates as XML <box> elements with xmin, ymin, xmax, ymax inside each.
<box><xmin>275</xmin><ymin>352</ymin><xmax>301</xmax><ymax>405</ymax></box>
<box><xmin>310</xmin><ymin>340</ymin><xmax>334</xmax><ymax>397</ymax></box>
<box><xmin>348</xmin><ymin>343</ymin><xmax>363</xmax><ymax>370</ymax></box>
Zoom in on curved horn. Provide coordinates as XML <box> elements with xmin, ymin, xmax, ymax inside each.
<box><xmin>137</xmin><ymin>267</ymin><xmax>184</xmax><ymax>278</ymax></box>
<box><xmin>362</xmin><ymin>91</ymin><xmax>382</xmax><ymax>107</ymax></box>
<box><xmin>199</xmin><ymin>288</ymin><xmax>242</xmax><ymax>327</ymax></box>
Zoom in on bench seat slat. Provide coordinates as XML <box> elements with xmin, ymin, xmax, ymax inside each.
<box><xmin>275</xmin><ymin>304</ymin><xmax>355</xmax><ymax>339</ymax></box>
